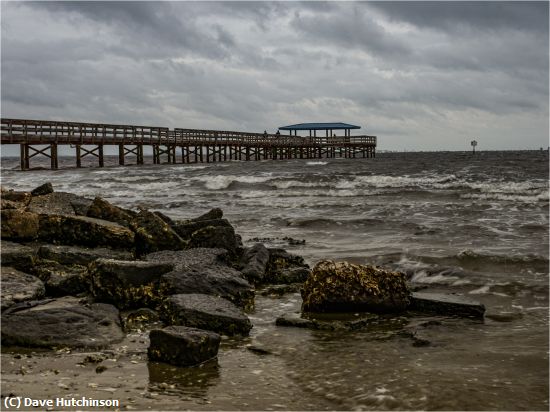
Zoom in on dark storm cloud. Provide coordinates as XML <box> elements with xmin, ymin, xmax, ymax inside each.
<box><xmin>32</xmin><ymin>1</ymin><xmax>233</xmax><ymax>60</ymax></box>
<box><xmin>369</xmin><ymin>1</ymin><xmax>549</xmax><ymax>34</ymax></box>
<box><xmin>290</xmin><ymin>4</ymin><xmax>411</xmax><ymax>58</ymax></box>
<box><xmin>1</xmin><ymin>1</ymin><xmax>548</xmax><ymax>150</ymax></box>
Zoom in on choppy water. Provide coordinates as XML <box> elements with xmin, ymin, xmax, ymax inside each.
<box><xmin>1</xmin><ymin>150</ymin><xmax>549</xmax><ymax>410</ymax></box>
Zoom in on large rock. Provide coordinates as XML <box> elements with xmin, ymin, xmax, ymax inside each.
<box><xmin>37</xmin><ymin>214</ymin><xmax>135</xmax><ymax>249</ymax></box>
<box><xmin>87</xmin><ymin>197</ymin><xmax>135</xmax><ymax>227</ymax></box>
<box><xmin>1</xmin><ymin>190</ymin><xmax>32</xmax><ymax>205</ymax></box>
<box><xmin>1</xmin><ymin>209</ymin><xmax>39</xmax><ymax>241</ymax></box>
<box><xmin>193</xmin><ymin>208</ymin><xmax>224</xmax><ymax>222</ymax></box>
<box><xmin>147</xmin><ymin>249</ymin><xmax>255</xmax><ymax>310</ymax></box>
<box><xmin>1</xmin><ymin>267</ymin><xmax>45</xmax><ymax>311</ymax></box>
<box><xmin>32</xmin><ymin>260</ymin><xmax>89</xmax><ymax>297</ymax></box>
<box><xmin>301</xmin><ymin>260</ymin><xmax>411</xmax><ymax>313</ymax></box>
<box><xmin>27</xmin><ymin>192</ymin><xmax>92</xmax><ymax>216</ymax></box>
<box><xmin>31</xmin><ymin>182</ymin><xmax>54</xmax><ymax>196</ymax></box>
<box><xmin>161</xmin><ymin>294</ymin><xmax>252</xmax><ymax>336</ymax></box>
<box><xmin>1</xmin><ymin>296</ymin><xmax>124</xmax><ymax>348</ymax></box>
<box><xmin>409</xmin><ymin>292</ymin><xmax>485</xmax><ymax>319</ymax></box>
<box><xmin>1</xmin><ymin>241</ymin><xmax>38</xmax><ymax>272</ymax></box>
<box><xmin>240</xmin><ymin>243</ymin><xmax>270</xmax><ymax>283</ymax></box>
<box><xmin>174</xmin><ymin>218</ymin><xmax>233</xmax><ymax>240</ymax></box>
<box><xmin>131</xmin><ymin>209</ymin><xmax>186</xmax><ymax>256</ymax></box>
<box><xmin>187</xmin><ymin>225</ymin><xmax>240</xmax><ymax>256</ymax></box>
<box><xmin>265</xmin><ymin>248</ymin><xmax>310</xmax><ymax>284</ymax></box>
<box><xmin>148</xmin><ymin>326</ymin><xmax>221</xmax><ymax>367</ymax></box>
<box><xmin>89</xmin><ymin>258</ymin><xmax>174</xmax><ymax>309</ymax></box>
<box><xmin>38</xmin><ymin>244</ymin><xmax>134</xmax><ymax>266</ymax></box>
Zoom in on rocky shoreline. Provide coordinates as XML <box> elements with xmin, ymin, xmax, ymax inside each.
<box><xmin>2</xmin><ymin>183</ymin><xmax>485</xmax><ymax>369</ymax></box>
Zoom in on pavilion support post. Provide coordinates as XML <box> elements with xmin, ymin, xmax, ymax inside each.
<box><xmin>199</xmin><ymin>146</ymin><xmax>204</xmax><ymax>163</ymax></box>
<box><xmin>186</xmin><ymin>146</ymin><xmax>190</xmax><ymax>163</ymax></box>
<box><xmin>49</xmin><ymin>143</ymin><xmax>58</xmax><ymax>170</ymax></box>
<box><xmin>137</xmin><ymin>145</ymin><xmax>144</xmax><ymax>164</ymax></box>
<box><xmin>76</xmin><ymin>145</ymin><xmax>82</xmax><ymax>168</ymax></box>
<box><xmin>224</xmin><ymin>145</ymin><xmax>227</xmax><ymax>161</ymax></box>
<box><xmin>20</xmin><ymin>144</ymin><xmax>29</xmax><ymax>170</ymax></box>
<box><xmin>245</xmin><ymin>146</ymin><xmax>250</xmax><ymax>161</ymax></box>
<box><xmin>98</xmin><ymin>144</ymin><xmax>104</xmax><ymax>167</ymax></box>
<box><xmin>119</xmin><ymin>144</ymin><xmax>125</xmax><ymax>166</ymax></box>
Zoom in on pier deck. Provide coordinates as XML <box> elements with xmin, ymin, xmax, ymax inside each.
<box><xmin>1</xmin><ymin>118</ymin><xmax>377</xmax><ymax>170</ymax></box>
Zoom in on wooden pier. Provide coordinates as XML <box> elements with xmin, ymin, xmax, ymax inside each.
<box><xmin>1</xmin><ymin>118</ymin><xmax>377</xmax><ymax>170</ymax></box>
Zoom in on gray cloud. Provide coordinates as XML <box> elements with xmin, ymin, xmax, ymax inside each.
<box><xmin>1</xmin><ymin>1</ymin><xmax>548</xmax><ymax>151</ymax></box>
<box><xmin>369</xmin><ymin>1</ymin><xmax>549</xmax><ymax>34</ymax></box>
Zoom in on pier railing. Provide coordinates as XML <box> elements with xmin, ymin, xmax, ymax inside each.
<box><xmin>1</xmin><ymin>118</ymin><xmax>376</xmax><ymax>146</ymax></box>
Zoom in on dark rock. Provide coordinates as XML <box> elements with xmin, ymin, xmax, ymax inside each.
<box><xmin>71</xmin><ymin>197</ymin><xmax>94</xmax><ymax>216</ymax></box>
<box><xmin>153</xmin><ymin>211</ymin><xmax>176</xmax><ymax>227</ymax></box>
<box><xmin>37</xmin><ymin>214</ymin><xmax>135</xmax><ymax>249</ymax></box>
<box><xmin>89</xmin><ymin>258</ymin><xmax>174</xmax><ymax>309</ymax></box>
<box><xmin>485</xmin><ymin>312</ymin><xmax>523</xmax><ymax>322</ymax></box>
<box><xmin>160</xmin><ymin>268</ymin><xmax>254</xmax><ymax>311</ymax></box>
<box><xmin>161</xmin><ymin>293</ymin><xmax>252</xmax><ymax>336</ymax></box>
<box><xmin>174</xmin><ymin>218</ymin><xmax>233</xmax><ymax>240</ymax></box>
<box><xmin>268</xmin><ymin>267</ymin><xmax>310</xmax><ymax>284</ymax></box>
<box><xmin>1</xmin><ymin>267</ymin><xmax>45</xmax><ymax>312</ymax></box>
<box><xmin>187</xmin><ymin>225</ymin><xmax>239</xmax><ymax>256</ymax></box>
<box><xmin>265</xmin><ymin>248</ymin><xmax>310</xmax><ymax>284</ymax></box>
<box><xmin>131</xmin><ymin>209</ymin><xmax>186</xmax><ymax>256</ymax></box>
<box><xmin>122</xmin><ymin>308</ymin><xmax>160</xmax><ymax>331</ymax></box>
<box><xmin>283</xmin><ymin>236</ymin><xmax>306</xmax><ymax>245</ymax></box>
<box><xmin>27</xmin><ymin>192</ymin><xmax>89</xmax><ymax>216</ymax></box>
<box><xmin>31</xmin><ymin>260</ymin><xmax>89</xmax><ymax>297</ymax></box>
<box><xmin>193</xmin><ymin>208</ymin><xmax>223</xmax><ymax>222</ymax></box>
<box><xmin>1</xmin><ymin>209</ymin><xmax>39</xmax><ymax>241</ymax></box>
<box><xmin>148</xmin><ymin>326</ymin><xmax>221</xmax><ymax>367</ymax></box>
<box><xmin>38</xmin><ymin>244</ymin><xmax>133</xmax><ymax>266</ymax></box>
<box><xmin>87</xmin><ymin>197</ymin><xmax>135</xmax><ymax>227</ymax></box>
<box><xmin>246</xmin><ymin>344</ymin><xmax>273</xmax><ymax>355</ymax></box>
<box><xmin>301</xmin><ymin>260</ymin><xmax>411</xmax><ymax>313</ymax></box>
<box><xmin>409</xmin><ymin>292</ymin><xmax>485</xmax><ymax>319</ymax></box>
<box><xmin>275</xmin><ymin>312</ymin><xmax>377</xmax><ymax>331</ymax></box>
<box><xmin>1</xmin><ymin>241</ymin><xmax>38</xmax><ymax>272</ymax></box>
<box><xmin>1</xmin><ymin>296</ymin><xmax>124</xmax><ymax>348</ymax></box>
<box><xmin>31</xmin><ymin>183</ymin><xmax>54</xmax><ymax>196</ymax></box>
<box><xmin>146</xmin><ymin>249</ymin><xmax>254</xmax><ymax>310</ymax></box>
<box><xmin>241</xmin><ymin>243</ymin><xmax>270</xmax><ymax>283</ymax></box>
<box><xmin>1</xmin><ymin>190</ymin><xmax>32</xmax><ymax>205</ymax></box>
<box><xmin>1</xmin><ymin>198</ymin><xmax>26</xmax><ymax>210</ymax></box>
<box><xmin>146</xmin><ymin>248</ymin><xmax>229</xmax><ymax>267</ymax></box>
<box><xmin>412</xmin><ymin>337</ymin><xmax>431</xmax><ymax>347</ymax></box>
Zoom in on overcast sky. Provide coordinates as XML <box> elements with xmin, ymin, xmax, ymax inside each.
<box><xmin>1</xmin><ymin>1</ymin><xmax>548</xmax><ymax>151</ymax></box>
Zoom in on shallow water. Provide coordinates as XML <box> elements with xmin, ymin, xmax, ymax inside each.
<box><xmin>1</xmin><ymin>151</ymin><xmax>548</xmax><ymax>410</ymax></box>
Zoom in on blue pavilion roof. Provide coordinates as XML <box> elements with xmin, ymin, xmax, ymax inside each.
<box><xmin>279</xmin><ymin>122</ymin><xmax>360</xmax><ymax>131</ymax></box>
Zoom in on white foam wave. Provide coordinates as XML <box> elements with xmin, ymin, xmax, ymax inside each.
<box><xmin>411</xmin><ymin>270</ymin><xmax>461</xmax><ymax>284</ymax></box>
<box><xmin>271</xmin><ymin>180</ymin><xmax>323</xmax><ymax>189</ymax></box>
<box><xmin>461</xmin><ymin>190</ymin><xmax>549</xmax><ymax>203</ymax></box>
<box><xmin>306</xmin><ymin>161</ymin><xmax>328</xmax><ymax>165</ymax></box>
<box><xmin>192</xmin><ymin>174</ymin><xmax>274</xmax><ymax>190</ymax></box>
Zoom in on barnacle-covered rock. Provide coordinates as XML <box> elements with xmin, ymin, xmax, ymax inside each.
<box><xmin>301</xmin><ymin>260</ymin><xmax>411</xmax><ymax>313</ymax></box>
<box><xmin>89</xmin><ymin>258</ymin><xmax>174</xmax><ymax>309</ymax></box>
